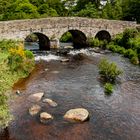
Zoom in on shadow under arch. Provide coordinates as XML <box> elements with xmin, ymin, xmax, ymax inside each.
<box><xmin>95</xmin><ymin>30</ymin><xmax>111</xmax><ymax>42</ymax></box>
<box><xmin>25</xmin><ymin>32</ymin><xmax>50</xmax><ymax>51</ymax></box>
<box><xmin>60</xmin><ymin>29</ymin><xmax>88</xmax><ymax>49</ymax></box>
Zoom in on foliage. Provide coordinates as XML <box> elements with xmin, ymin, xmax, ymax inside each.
<box><xmin>130</xmin><ymin>56</ymin><xmax>139</xmax><ymax>65</ymax></box>
<box><xmin>104</xmin><ymin>83</ymin><xmax>113</xmax><ymax>95</ymax></box>
<box><xmin>87</xmin><ymin>38</ymin><xmax>107</xmax><ymax>49</ymax></box>
<box><xmin>8</xmin><ymin>43</ymin><xmax>35</xmax><ymax>74</ymax></box>
<box><xmin>102</xmin><ymin>0</ymin><xmax>123</xmax><ymax>20</ymax></box>
<box><xmin>124</xmin><ymin>49</ymin><xmax>137</xmax><ymax>59</ymax></box>
<box><xmin>60</xmin><ymin>32</ymin><xmax>73</xmax><ymax>42</ymax></box>
<box><xmin>98</xmin><ymin>58</ymin><xmax>123</xmax><ymax>83</ymax></box>
<box><xmin>0</xmin><ymin>0</ymin><xmax>139</xmax><ymax>22</ymax></box>
<box><xmin>121</xmin><ymin>28</ymin><xmax>139</xmax><ymax>49</ymax></box>
<box><xmin>75</xmin><ymin>2</ymin><xmax>99</xmax><ymax>18</ymax></box>
<box><xmin>107</xmin><ymin>28</ymin><xmax>140</xmax><ymax>65</ymax></box>
<box><xmin>122</xmin><ymin>0</ymin><xmax>140</xmax><ymax>23</ymax></box>
<box><xmin>0</xmin><ymin>40</ymin><xmax>19</xmax><ymax>51</ymax></box>
<box><xmin>0</xmin><ymin>40</ymin><xmax>35</xmax><ymax>128</ymax></box>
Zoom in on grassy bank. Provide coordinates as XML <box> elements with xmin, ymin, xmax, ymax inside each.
<box><xmin>0</xmin><ymin>40</ymin><xmax>35</xmax><ymax>128</ymax></box>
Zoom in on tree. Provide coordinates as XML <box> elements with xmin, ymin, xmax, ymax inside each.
<box><xmin>122</xmin><ymin>0</ymin><xmax>140</xmax><ymax>23</ymax></box>
<box><xmin>76</xmin><ymin>2</ymin><xmax>99</xmax><ymax>18</ymax></box>
<box><xmin>2</xmin><ymin>0</ymin><xmax>39</xmax><ymax>20</ymax></box>
<box><xmin>101</xmin><ymin>0</ymin><xmax>123</xmax><ymax>20</ymax></box>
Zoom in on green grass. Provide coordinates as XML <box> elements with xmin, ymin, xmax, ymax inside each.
<box><xmin>0</xmin><ymin>52</ymin><xmax>30</xmax><ymax>128</ymax></box>
<box><xmin>0</xmin><ymin>41</ymin><xmax>35</xmax><ymax>128</ymax></box>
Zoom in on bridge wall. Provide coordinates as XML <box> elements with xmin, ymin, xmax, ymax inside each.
<box><xmin>0</xmin><ymin>17</ymin><xmax>137</xmax><ymax>40</ymax></box>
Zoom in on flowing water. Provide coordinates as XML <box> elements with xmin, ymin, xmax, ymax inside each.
<box><xmin>0</xmin><ymin>49</ymin><xmax>140</xmax><ymax>140</ymax></box>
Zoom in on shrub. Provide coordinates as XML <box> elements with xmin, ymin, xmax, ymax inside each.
<box><xmin>25</xmin><ymin>50</ymin><xmax>34</xmax><ymax>59</ymax></box>
<box><xmin>121</xmin><ymin>28</ymin><xmax>139</xmax><ymax>49</ymax></box>
<box><xmin>0</xmin><ymin>40</ymin><xmax>19</xmax><ymax>51</ymax></box>
<box><xmin>117</xmin><ymin>47</ymin><xmax>126</xmax><ymax>54</ymax></box>
<box><xmin>130</xmin><ymin>56</ymin><xmax>139</xmax><ymax>65</ymax></box>
<box><xmin>87</xmin><ymin>38</ymin><xmax>100</xmax><ymax>47</ymax></box>
<box><xmin>98</xmin><ymin>59</ymin><xmax>123</xmax><ymax>82</ymax></box>
<box><xmin>8</xmin><ymin>43</ymin><xmax>34</xmax><ymax>75</ymax></box>
<box><xmin>106</xmin><ymin>44</ymin><xmax>118</xmax><ymax>52</ymax></box>
<box><xmin>124</xmin><ymin>49</ymin><xmax>137</xmax><ymax>59</ymax></box>
<box><xmin>104</xmin><ymin>83</ymin><xmax>113</xmax><ymax>95</ymax></box>
<box><xmin>60</xmin><ymin>32</ymin><xmax>73</xmax><ymax>42</ymax></box>
<box><xmin>113</xmin><ymin>33</ymin><xmax>123</xmax><ymax>46</ymax></box>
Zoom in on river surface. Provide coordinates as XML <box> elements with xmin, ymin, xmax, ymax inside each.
<box><xmin>0</xmin><ymin>49</ymin><xmax>140</xmax><ymax>140</ymax></box>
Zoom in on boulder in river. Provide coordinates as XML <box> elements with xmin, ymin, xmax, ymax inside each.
<box><xmin>40</xmin><ymin>112</ymin><xmax>53</xmax><ymax>123</ymax></box>
<box><xmin>64</xmin><ymin>108</ymin><xmax>89</xmax><ymax>122</ymax></box>
<box><xmin>29</xmin><ymin>105</ymin><xmax>41</xmax><ymax>116</ymax></box>
<box><xmin>28</xmin><ymin>92</ymin><xmax>44</xmax><ymax>102</ymax></box>
<box><xmin>43</xmin><ymin>98</ymin><xmax>58</xmax><ymax>107</ymax></box>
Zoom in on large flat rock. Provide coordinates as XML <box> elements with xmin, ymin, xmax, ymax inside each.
<box><xmin>28</xmin><ymin>92</ymin><xmax>44</xmax><ymax>102</ymax></box>
<box><xmin>64</xmin><ymin>108</ymin><xmax>89</xmax><ymax>122</ymax></box>
<box><xmin>43</xmin><ymin>98</ymin><xmax>58</xmax><ymax>107</ymax></box>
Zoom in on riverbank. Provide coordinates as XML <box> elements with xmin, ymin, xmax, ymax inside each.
<box><xmin>0</xmin><ymin>40</ymin><xmax>35</xmax><ymax>128</ymax></box>
<box><xmin>1</xmin><ymin>50</ymin><xmax>140</xmax><ymax>140</ymax></box>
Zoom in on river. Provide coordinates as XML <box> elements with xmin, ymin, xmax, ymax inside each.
<box><xmin>0</xmin><ymin>48</ymin><xmax>140</xmax><ymax>140</ymax></box>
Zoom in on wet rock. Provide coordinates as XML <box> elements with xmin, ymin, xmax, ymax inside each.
<box><xmin>44</xmin><ymin>68</ymin><xmax>49</xmax><ymax>71</ymax></box>
<box><xmin>71</xmin><ymin>53</ymin><xmax>87</xmax><ymax>61</ymax></box>
<box><xmin>43</xmin><ymin>98</ymin><xmax>58</xmax><ymax>107</ymax></box>
<box><xmin>60</xmin><ymin>59</ymin><xmax>69</xmax><ymax>63</ymax></box>
<box><xmin>28</xmin><ymin>92</ymin><xmax>44</xmax><ymax>102</ymax></box>
<box><xmin>64</xmin><ymin>108</ymin><xmax>89</xmax><ymax>122</ymax></box>
<box><xmin>40</xmin><ymin>112</ymin><xmax>53</xmax><ymax>123</ymax></box>
<box><xmin>29</xmin><ymin>105</ymin><xmax>41</xmax><ymax>116</ymax></box>
<box><xmin>56</xmin><ymin>49</ymin><xmax>69</xmax><ymax>56</ymax></box>
<box><xmin>16</xmin><ymin>90</ymin><xmax>21</xmax><ymax>95</ymax></box>
<box><xmin>64</xmin><ymin>46</ymin><xmax>73</xmax><ymax>49</ymax></box>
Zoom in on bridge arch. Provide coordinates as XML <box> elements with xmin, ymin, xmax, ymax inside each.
<box><xmin>95</xmin><ymin>30</ymin><xmax>111</xmax><ymax>42</ymax></box>
<box><xmin>25</xmin><ymin>32</ymin><xmax>50</xmax><ymax>50</ymax></box>
<box><xmin>60</xmin><ymin>29</ymin><xmax>88</xmax><ymax>49</ymax></box>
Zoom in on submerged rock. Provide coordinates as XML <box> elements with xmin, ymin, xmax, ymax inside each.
<box><xmin>64</xmin><ymin>108</ymin><xmax>89</xmax><ymax>122</ymax></box>
<box><xmin>29</xmin><ymin>105</ymin><xmax>41</xmax><ymax>116</ymax></box>
<box><xmin>71</xmin><ymin>53</ymin><xmax>87</xmax><ymax>61</ymax></box>
<box><xmin>28</xmin><ymin>92</ymin><xmax>44</xmax><ymax>102</ymax></box>
<box><xmin>60</xmin><ymin>59</ymin><xmax>69</xmax><ymax>63</ymax></box>
<box><xmin>40</xmin><ymin>112</ymin><xmax>53</xmax><ymax>123</ymax></box>
<box><xmin>43</xmin><ymin>98</ymin><xmax>58</xmax><ymax>107</ymax></box>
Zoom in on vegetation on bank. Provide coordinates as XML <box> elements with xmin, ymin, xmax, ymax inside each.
<box><xmin>88</xmin><ymin>28</ymin><xmax>140</xmax><ymax>65</ymax></box>
<box><xmin>0</xmin><ymin>0</ymin><xmax>139</xmax><ymax>23</ymax></box>
<box><xmin>0</xmin><ymin>40</ymin><xmax>34</xmax><ymax>128</ymax></box>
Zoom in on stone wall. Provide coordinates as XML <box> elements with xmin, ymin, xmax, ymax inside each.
<box><xmin>0</xmin><ymin>17</ymin><xmax>137</xmax><ymax>40</ymax></box>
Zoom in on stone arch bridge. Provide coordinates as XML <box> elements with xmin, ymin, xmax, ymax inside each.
<box><xmin>0</xmin><ymin>17</ymin><xmax>138</xmax><ymax>50</ymax></box>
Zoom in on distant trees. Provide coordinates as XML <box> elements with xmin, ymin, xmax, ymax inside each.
<box><xmin>0</xmin><ymin>0</ymin><xmax>139</xmax><ymax>23</ymax></box>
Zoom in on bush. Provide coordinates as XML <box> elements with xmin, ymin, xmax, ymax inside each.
<box><xmin>8</xmin><ymin>43</ymin><xmax>34</xmax><ymax>75</ymax></box>
<box><xmin>60</xmin><ymin>32</ymin><xmax>73</xmax><ymax>42</ymax></box>
<box><xmin>104</xmin><ymin>83</ymin><xmax>113</xmax><ymax>95</ymax></box>
<box><xmin>0</xmin><ymin>40</ymin><xmax>19</xmax><ymax>51</ymax></box>
<box><xmin>106</xmin><ymin>44</ymin><xmax>118</xmax><ymax>52</ymax></box>
<box><xmin>124</xmin><ymin>49</ymin><xmax>137</xmax><ymax>59</ymax></box>
<box><xmin>113</xmin><ymin>33</ymin><xmax>123</xmax><ymax>46</ymax></box>
<box><xmin>130</xmin><ymin>56</ymin><xmax>139</xmax><ymax>65</ymax></box>
<box><xmin>121</xmin><ymin>28</ymin><xmax>139</xmax><ymax>49</ymax></box>
<box><xmin>87</xmin><ymin>38</ymin><xmax>100</xmax><ymax>47</ymax></box>
<box><xmin>98</xmin><ymin>59</ymin><xmax>123</xmax><ymax>83</ymax></box>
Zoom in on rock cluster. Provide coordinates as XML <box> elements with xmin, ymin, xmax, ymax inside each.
<box><xmin>28</xmin><ymin>92</ymin><xmax>89</xmax><ymax>124</ymax></box>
